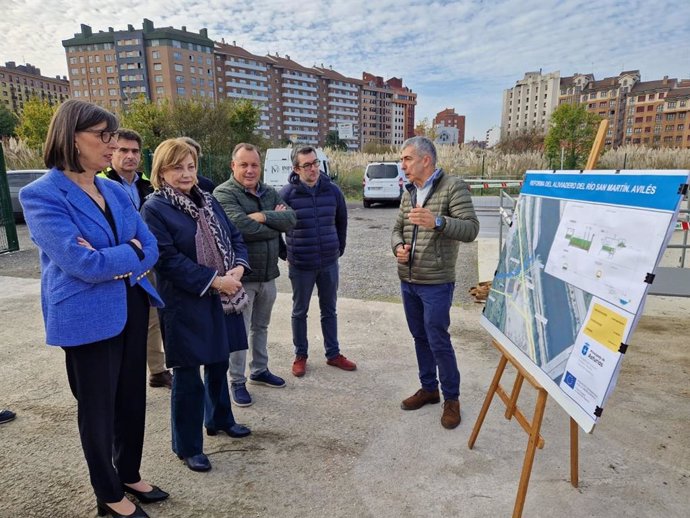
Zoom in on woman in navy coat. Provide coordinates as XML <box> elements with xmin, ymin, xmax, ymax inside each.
<box><xmin>19</xmin><ymin>100</ymin><xmax>167</xmax><ymax>518</ymax></box>
<box><xmin>141</xmin><ymin>138</ymin><xmax>252</xmax><ymax>473</ymax></box>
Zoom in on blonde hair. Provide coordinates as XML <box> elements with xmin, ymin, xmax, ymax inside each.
<box><xmin>150</xmin><ymin>138</ymin><xmax>198</xmax><ymax>190</ymax></box>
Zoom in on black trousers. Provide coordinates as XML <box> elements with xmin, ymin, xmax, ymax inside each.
<box><xmin>64</xmin><ymin>284</ymin><xmax>149</xmax><ymax>502</ymax></box>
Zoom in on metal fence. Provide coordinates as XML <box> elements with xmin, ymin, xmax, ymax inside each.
<box><xmin>0</xmin><ymin>145</ymin><xmax>19</xmax><ymax>254</ymax></box>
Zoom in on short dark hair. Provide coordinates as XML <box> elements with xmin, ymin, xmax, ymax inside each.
<box><xmin>291</xmin><ymin>145</ymin><xmax>316</xmax><ymax>167</ymax></box>
<box><xmin>44</xmin><ymin>100</ymin><xmax>118</xmax><ymax>173</ymax></box>
<box><xmin>116</xmin><ymin>128</ymin><xmax>142</xmax><ymax>149</ymax></box>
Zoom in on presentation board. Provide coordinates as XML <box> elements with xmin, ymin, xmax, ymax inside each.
<box><xmin>481</xmin><ymin>169</ymin><xmax>689</xmax><ymax>432</ymax></box>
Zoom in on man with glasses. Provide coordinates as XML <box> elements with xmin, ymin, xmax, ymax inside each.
<box><xmin>279</xmin><ymin>146</ymin><xmax>356</xmax><ymax>377</ymax></box>
<box><xmin>102</xmin><ymin>128</ymin><xmax>172</xmax><ymax>389</ymax></box>
<box><xmin>392</xmin><ymin>136</ymin><xmax>479</xmax><ymax>430</ymax></box>
<box><xmin>214</xmin><ymin>143</ymin><xmax>296</xmax><ymax>407</ymax></box>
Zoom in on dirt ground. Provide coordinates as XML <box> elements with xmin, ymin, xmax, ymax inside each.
<box><xmin>1</xmin><ymin>210</ymin><xmax>689</xmax><ymax>517</ymax></box>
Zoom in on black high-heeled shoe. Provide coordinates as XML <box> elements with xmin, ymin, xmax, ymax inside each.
<box><xmin>123</xmin><ymin>483</ymin><xmax>170</xmax><ymax>503</ymax></box>
<box><xmin>96</xmin><ymin>499</ymin><xmax>150</xmax><ymax>517</ymax></box>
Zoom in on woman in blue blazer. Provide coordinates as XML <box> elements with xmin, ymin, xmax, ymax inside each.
<box><xmin>141</xmin><ymin>138</ymin><xmax>252</xmax><ymax>473</ymax></box>
<box><xmin>19</xmin><ymin>100</ymin><xmax>167</xmax><ymax>518</ymax></box>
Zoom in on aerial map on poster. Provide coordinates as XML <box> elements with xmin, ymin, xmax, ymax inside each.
<box><xmin>481</xmin><ymin>170</ymin><xmax>689</xmax><ymax>432</ymax></box>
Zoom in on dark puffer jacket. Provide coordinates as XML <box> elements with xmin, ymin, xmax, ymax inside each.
<box><xmin>214</xmin><ymin>177</ymin><xmax>296</xmax><ymax>283</ymax></box>
<box><xmin>391</xmin><ymin>170</ymin><xmax>479</xmax><ymax>284</ymax></box>
<box><xmin>279</xmin><ymin>172</ymin><xmax>347</xmax><ymax>270</ymax></box>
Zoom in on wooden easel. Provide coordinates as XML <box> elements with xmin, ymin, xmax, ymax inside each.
<box><xmin>468</xmin><ymin>119</ymin><xmax>609</xmax><ymax>518</ymax></box>
<box><xmin>467</xmin><ymin>340</ymin><xmax>579</xmax><ymax>518</ymax></box>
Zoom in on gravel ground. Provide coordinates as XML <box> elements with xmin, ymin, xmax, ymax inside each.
<box><xmin>2</xmin><ymin>201</ymin><xmax>479</xmax><ymax>305</ymax></box>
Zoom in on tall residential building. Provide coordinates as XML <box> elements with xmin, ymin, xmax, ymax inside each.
<box><xmin>314</xmin><ymin>66</ymin><xmax>361</xmax><ymax>150</ymax></box>
<box><xmin>62</xmin><ymin>19</ymin><xmax>215</xmax><ymax>110</ymax></box>
<box><xmin>661</xmin><ymin>82</ymin><xmax>690</xmax><ymax>149</ymax></box>
<box><xmin>434</xmin><ymin>107</ymin><xmax>466</xmax><ymax>144</ymax></box>
<box><xmin>501</xmin><ymin>70</ymin><xmax>560</xmax><ymax>139</ymax></box>
<box><xmin>626</xmin><ymin>77</ymin><xmax>677</xmax><ymax>147</ymax></box>
<box><xmin>215</xmin><ymin>42</ymin><xmax>362</xmax><ymax>147</ymax></box>
<box><xmin>577</xmin><ymin>71</ymin><xmax>640</xmax><ymax>147</ymax></box>
<box><xmin>361</xmin><ymin>73</ymin><xmax>416</xmax><ymax>148</ymax></box>
<box><xmin>0</xmin><ymin>62</ymin><xmax>69</xmax><ymax>113</ymax></box>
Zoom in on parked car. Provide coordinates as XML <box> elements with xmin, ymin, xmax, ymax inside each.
<box><xmin>362</xmin><ymin>162</ymin><xmax>406</xmax><ymax>208</ymax></box>
<box><xmin>7</xmin><ymin>169</ymin><xmax>47</xmax><ymax>221</ymax></box>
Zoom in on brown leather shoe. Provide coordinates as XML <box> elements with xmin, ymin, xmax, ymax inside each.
<box><xmin>292</xmin><ymin>355</ymin><xmax>307</xmax><ymax>377</ymax></box>
<box><xmin>441</xmin><ymin>399</ymin><xmax>461</xmax><ymax>429</ymax></box>
<box><xmin>149</xmin><ymin>370</ymin><xmax>172</xmax><ymax>389</ymax></box>
<box><xmin>400</xmin><ymin>388</ymin><xmax>440</xmax><ymax>410</ymax></box>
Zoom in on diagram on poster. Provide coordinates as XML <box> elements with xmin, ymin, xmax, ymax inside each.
<box><xmin>544</xmin><ymin>202</ymin><xmax>673</xmax><ymax>313</ymax></box>
<box><xmin>481</xmin><ymin>170</ymin><xmax>688</xmax><ymax>432</ymax></box>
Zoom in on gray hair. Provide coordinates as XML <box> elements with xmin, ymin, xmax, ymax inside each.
<box><xmin>291</xmin><ymin>145</ymin><xmax>316</xmax><ymax>166</ymax></box>
<box><xmin>401</xmin><ymin>136</ymin><xmax>437</xmax><ymax>167</ymax></box>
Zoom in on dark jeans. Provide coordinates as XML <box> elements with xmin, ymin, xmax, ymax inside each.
<box><xmin>288</xmin><ymin>261</ymin><xmax>340</xmax><ymax>359</ymax></box>
<box><xmin>401</xmin><ymin>281</ymin><xmax>460</xmax><ymax>401</ymax></box>
<box><xmin>171</xmin><ymin>360</ymin><xmax>236</xmax><ymax>457</ymax></box>
<box><xmin>64</xmin><ymin>284</ymin><xmax>149</xmax><ymax>502</ymax></box>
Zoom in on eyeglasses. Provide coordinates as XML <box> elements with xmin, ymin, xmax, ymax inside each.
<box><xmin>81</xmin><ymin>129</ymin><xmax>119</xmax><ymax>143</ymax></box>
<box><xmin>296</xmin><ymin>159</ymin><xmax>320</xmax><ymax>171</ymax></box>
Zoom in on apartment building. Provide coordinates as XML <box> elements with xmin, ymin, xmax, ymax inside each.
<box><xmin>62</xmin><ymin>19</ymin><xmax>214</xmax><ymax>110</ymax></box>
<box><xmin>626</xmin><ymin>77</ymin><xmax>678</xmax><ymax>147</ymax></box>
<box><xmin>577</xmin><ymin>71</ymin><xmax>640</xmax><ymax>147</ymax></box>
<box><xmin>314</xmin><ymin>66</ymin><xmax>361</xmax><ymax>150</ymax></box>
<box><xmin>434</xmin><ymin>107</ymin><xmax>466</xmax><ymax>144</ymax></box>
<box><xmin>361</xmin><ymin>73</ymin><xmax>416</xmax><ymax>147</ymax></box>
<box><xmin>660</xmin><ymin>82</ymin><xmax>690</xmax><ymax>149</ymax></box>
<box><xmin>0</xmin><ymin>62</ymin><xmax>69</xmax><ymax>113</ymax></box>
<box><xmin>501</xmin><ymin>70</ymin><xmax>560</xmax><ymax>139</ymax></box>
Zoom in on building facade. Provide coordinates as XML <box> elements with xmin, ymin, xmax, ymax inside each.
<box><xmin>0</xmin><ymin>62</ymin><xmax>69</xmax><ymax>113</ymax></box>
<box><xmin>360</xmin><ymin>72</ymin><xmax>416</xmax><ymax>148</ymax></box>
<box><xmin>501</xmin><ymin>70</ymin><xmax>560</xmax><ymax>140</ymax></box>
<box><xmin>433</xmin><ymin>107</ymin><xmax>465</xmax><ymax>144</ymax></box>
<box><xmin>62</xmin><ymin>19</ymin><xmax>214</xmax><ymax>110</ymax></box>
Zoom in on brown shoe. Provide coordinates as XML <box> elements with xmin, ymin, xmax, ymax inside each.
<box><xmin>292</xmin><ymin>355</ymin><xmax>307</xmax><ymax>377</ymax></box>
<box><xmin>400</xmin><ymin>388</ymin><xmax>440</xmax><ymax>410</ymax></box>
<box><xmin>149</xmin><ymin>370</ymin><xmax>172</xmax><ymax>389</ymax></box>
<box><xmin>441</xmin><ymin>399</ymin><xmax>461</xmax><ymax>429</ymax></box>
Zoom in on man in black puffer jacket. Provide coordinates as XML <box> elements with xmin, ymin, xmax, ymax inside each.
<box><xmin>279</xmin><ymin>146</ymin><xmax>356</xmax><ymax>377</ymax></box>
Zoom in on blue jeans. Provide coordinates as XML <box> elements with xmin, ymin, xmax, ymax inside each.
<box><xmin>171</xmin><ymin>360</ymin><xmax>236</xmax><ymax>457</ymax></box>
<box><xmin>289</xmin><ymin>262</ymin><xmax>340</xmax><ymax>359</ymax></box>
<box><xmin>401</xmin><ymin>281</ymin><xmax>460</xmax><ymax>400</ymax></box>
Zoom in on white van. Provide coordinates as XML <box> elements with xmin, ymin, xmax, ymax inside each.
<box><xmin>263</xmin><ymin>148</ymin><xmax>331</xmax><ymax>189</ymax></box>
<box><xmin>362</xmin><ymin>161</ymin><xmax>406</xmax><ymax>208</ymax></box>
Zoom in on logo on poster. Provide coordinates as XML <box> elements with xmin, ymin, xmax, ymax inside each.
<box><xmin>581</xmin><ymin>343</ymin><xmax>590</xmax><ymax>355</ymax></box>
<box><xmin>564</xmin><ymin>371</ymin><xmax>577</xmax><ymax>389</ymax></box>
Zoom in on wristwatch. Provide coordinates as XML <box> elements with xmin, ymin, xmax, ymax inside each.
<box><xmin>434</xmin><ymin>216</ymin><xmax>445</xmax><ymax>230</ymax></box>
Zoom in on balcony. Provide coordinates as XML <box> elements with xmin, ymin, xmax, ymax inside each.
<box><xmin>282</xmin><ymin>82</ymin><xmax>317</xmax><ymax>93</ymax></box>
<box><xmin>284</xmin><ymin>91</ymin><xmax>318</xmax><ymax>101</ymax></box>
<box><xmin>225</xmin><ymin>80</ymin><xmax>268</xmax><ymax>92</ymax></box>
<box><xmin>282</xmin><ymin>72</ymin><xmax>317</xmax><ymax>83</ymax></box>
<box><xmin>225</xmin><ymin>59</ymin><xmax>267</xmax><ymax>72</ymax></box>
<box><xmin>225</xmin><ymin>70</ymin><xmax>268</xmax><ymax>82</ymax></box>
<box><xmin>225</xmin><ymin>91</ymin><xmax>269</xmax><ymax>102</ymax></box>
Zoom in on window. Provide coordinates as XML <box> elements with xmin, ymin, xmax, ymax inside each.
<box><xmin>647</xmin><ymin>105</ymin><xmax>654</xmax><ymax>111</ymax></box>
<box><xmin>668</xmin><ymin>101</ymin><xmax>677</xmax><ymax>108</ymax></box>
<box><xmin>638</xmin><ymin>95</ymin><xmax>645</xmax><ymax>102</ymax></box>
<box><xmin>666</xmin><ymin>113</ymin><xmax>676</xmax><ymax>121</ymax></box>
<box><xmin>677</xmin><ymin>124</ymin><xmax>684</xmax><ymax>131</ymax></box>
<box><xmin>175</xmin><ymin>75</ymin><xmax>184</xmax><ymax>83</ymax></box>
<box><xmin>649</xmin><ymin>93</ymin><xmax>655</xmax><ymax>100</ymax></box>
<box><xmin>635</xmin><ymin>117</ymin><xmax>643</xmax><ymax>123</ymax></box>
<box><xmin>154</xmin><ymin>75</ymin><xmax>163</xmax><ymax>83</ymax></box>
<box><xmin>156</xmin><ymin>86</ymin><xmax>164</xmax><ymax>94</ymax></box>
<box><xmin>173</xmin><ymin>52</ymin><xmax>182</xmax><ymax>60</ymax></box>
<box><xmin>177</xmin><ymin>87</ymin><xmax>186</xmax><ymax>95</ymax></box>
<box><xmin>636</xmin><ymin>106</ymin><xmax>644</xmax><ymax>113</ymax></box>
<box><xmin>174</xmin><ymin>64</ymin><xmax>183</xmax><ymax>72</ymax></box>
<box><xmin>153</xmin><ymin>63</ymin><xmax>162</xmax><ymax>71</ymax></box>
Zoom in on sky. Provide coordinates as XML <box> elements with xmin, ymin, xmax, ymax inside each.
<box><xmin>3</xmin><ymin>0</ymin><xmax>690</xmax><ymax>142</ymax></box>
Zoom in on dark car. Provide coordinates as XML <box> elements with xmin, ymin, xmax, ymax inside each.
<box><xmin>7</xmin><ymin>169</ymin><xmax>47</xmax><ymax>221</ymax></box>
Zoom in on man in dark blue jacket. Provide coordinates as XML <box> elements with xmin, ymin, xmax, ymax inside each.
<box><xmin>279</xmin><ymin>146</ymin><xmax>356</xmax><ymax>377</ymax></box>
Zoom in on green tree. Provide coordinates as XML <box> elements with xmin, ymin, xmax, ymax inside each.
<box><xmin>414</xmin><ymin>117</ymin><xmax>437</xmax><ymax>141</ymax></box>
<box><xmin>544</xmin><ymin>104</ymin><xmax>601</xmax><ymax>169</ymax></box>
<box><xmin>0</xmin><ymin>104</ymin><xmax>18</xmax><ymax>137</ymax></box>
<box><xmin>16</xmin><ymin>98</ymin><xmax>57</xmax><ymax>148</ymax></box>
<box><xmin>324</xmin><ymin>130</ymin><xmax>347</xmax><ymax>151</ymax></box>
<box><xmin>119</xmin><ymin>96</ymin><xmax>172</xmax><ymax>151</ymax></box>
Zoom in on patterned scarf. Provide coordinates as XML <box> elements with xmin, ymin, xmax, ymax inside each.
<box><xmin>155</xmin><ymin>182</ymin><xmax>236</xmax><ymax>312</ymax></box>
